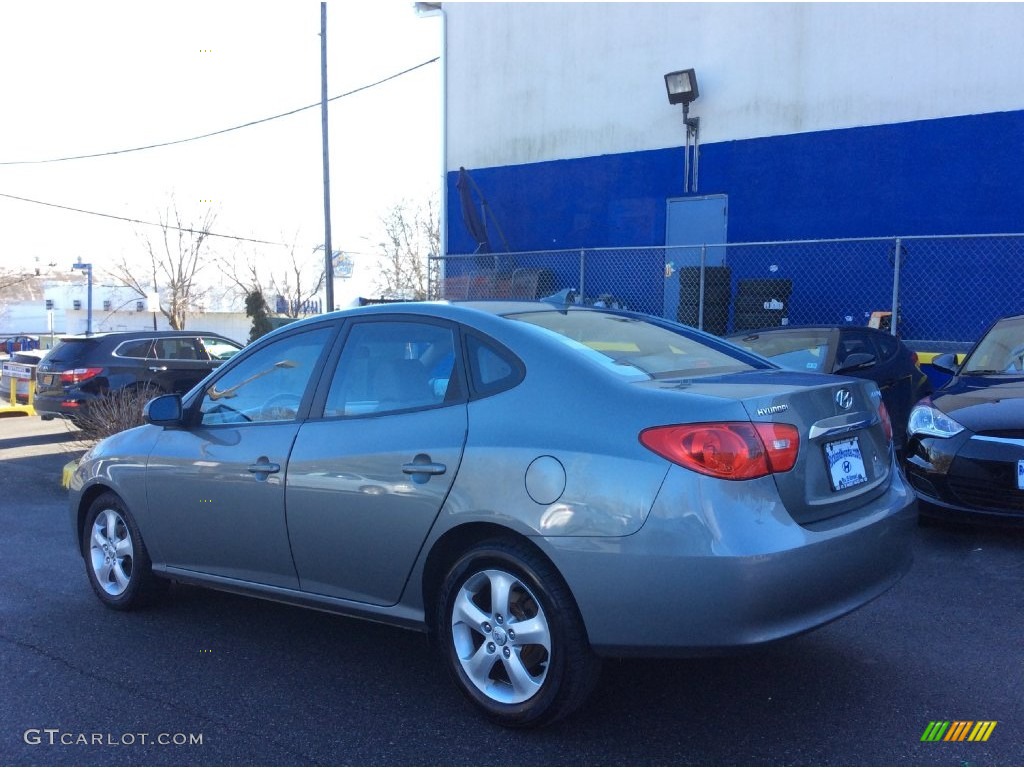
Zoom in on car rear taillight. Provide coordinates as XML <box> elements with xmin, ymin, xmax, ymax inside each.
<box><xmin>639</xmin><ymin>422</ymin><xmax>800</xmax><ymax>480</ymax></box>
<box><xmin>60</xmin><ymin>367</ymin><xmax>103</xmax><ymax>385</ymax></box>
<box><xmin>878</xmin><ymin>400</ymin><xmax>893</xmax><ymax>445</ymax></box>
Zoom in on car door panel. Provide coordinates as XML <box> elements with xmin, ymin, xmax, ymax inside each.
<box><xmin>144</xmin><ymin>424</ymin><xmax>302</xmax><ymax>586</ymax></box>
<box><xmin>143</xmin><ymin>324</ymin><xmax>336</xmax><ymax>587</ymax></box>
<box><xmin>286</xmin><ymin>406</ymin><xmax>467</xmax><ymax>605</ymax></box>
<box><xmin>285</xmin><ymin>317</ymin><xmax>467</xmax><ymax>606</ymax></box>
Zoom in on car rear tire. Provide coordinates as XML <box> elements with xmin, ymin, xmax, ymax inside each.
<box><xmin>436</xmin><ymin>539</ymin><xmax>600</xmax><ymax>728</ymax></box>
<box><xmin>83</xmin><ymin>492</ymin><xmax>165</xmax><ymax>610</ymax></box>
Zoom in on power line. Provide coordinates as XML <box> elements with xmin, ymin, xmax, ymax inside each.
<box><xmin>0</xmin><ymin>57</ymin><xmax>439</xmax><ymax>166</ymax></box>
<box><xmin>0</xmin><ymin>192</ymin><xmax>288</xmax><ymax>246</ymax></box>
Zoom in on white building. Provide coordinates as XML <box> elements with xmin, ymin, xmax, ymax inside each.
<box><xmin>435</xmin><ymin>2</ymin><xmax>1024</xmax><ymax>340</ymax></box>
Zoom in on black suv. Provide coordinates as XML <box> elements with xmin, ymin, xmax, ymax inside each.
<box><xmin>35</xmin><ymin>331</ymin><xmax>243</xmax><ymax>423</ymax></box>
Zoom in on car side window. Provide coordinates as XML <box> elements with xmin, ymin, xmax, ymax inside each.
<box><xmin>324</xmin><ymin>321</ymin><xmax>457</xmax><ymax>417</ymax></box>
<box><xmin>465</xmin><ymin>333</ymin><xmax>522</xmax><ymax>395</ymax></box>
<box><xmin>199</xmin><ymin>336</ymin><xmax>243</xmax><ymax>361</ymax></box>
<box><xmin>116</xmin><ymin>339</ymin><xmax>156</xmax><ymax>359</ymax></box>
<box><xmin>155</xmin><ymin>338</ymin><xmax>202</xmax><ymax>361</ymax></box>
<box><xmin>199</xmin><ymin>326</ymin><xmax>332</xmax><ymax>425</ymax></box>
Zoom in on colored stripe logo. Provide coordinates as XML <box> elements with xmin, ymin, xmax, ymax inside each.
<box><xmin>921</xmin><ymin>721</ymin><xmax>997</xmax><ymax>742</ymax></box>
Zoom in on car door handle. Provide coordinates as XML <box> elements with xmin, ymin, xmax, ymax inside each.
<box><xmin>402</xmin><ymin>459</ymin><xmax>447</xmax><ymax>476</ymax></box>
<box><xmin>148</xmin><ymin>365</ymin><xmax>168</xmax><ymax>372</ymax></box>
<box><xmin>248</xmin><ymin>461</ymin><xmax>281</xmax><ymax>475</ymax></box>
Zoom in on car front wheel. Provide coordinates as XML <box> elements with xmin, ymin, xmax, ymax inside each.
<box><xmin>436</xmin><ymin>540</ymin><xmax>600</xmax><ymax>728</ymax></box>
<box><xmin>83</xmin><ymin>492</ymin><xmax>164</xmax><ymax>610</ymax></box>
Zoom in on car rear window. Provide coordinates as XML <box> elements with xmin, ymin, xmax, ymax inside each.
<box><xmin>41</xmin><ymin>339</ymin><xmax>97</xmax><ymax>366</ymax></box>
<box><xmin>874</xmin><ymin>333</ymin><xmax>899</xmax><ymax>361</ymax></box>
<box><xmin>508</xmin><ymin>310</ymin><xmax>758</xmax><ymax>379</ymax></box>
<box><xmin>730</xmin><ymin>330</ymin><xmax>830</xmax><ymax>372</ymax></box>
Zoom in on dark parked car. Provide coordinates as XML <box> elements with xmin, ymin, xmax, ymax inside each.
<box><xmin>905</xmin><ymin>313</ymin><xmax>1024</xmax><ymax>524</ymax></box>
<box><xmin>726</xmin><ymin>326</ymin><xmax>932</xmax><ymax>453</ymax></box>
<box><xmin>36</xmin><ymin>331</ymin><xmax>243</xmax><ymax>424</ymax></box>
<box><xmin>69</xmin><ymin>302</ymin><xmax>915</xmax><ymax>727</ymax></box>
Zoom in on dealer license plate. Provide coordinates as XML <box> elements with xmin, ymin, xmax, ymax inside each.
<box><xmin>824</xmin><ymin>437</ymin><xmax>868</xmax><ymax>491</ymax></box>
<box><xmin>1</xmin><ymin>363</ymin><xmax>32</xmax><ymax>380</ymax></box>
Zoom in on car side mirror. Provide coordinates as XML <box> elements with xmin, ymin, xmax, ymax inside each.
<box><xmin>931</xmin><ymin>352</ymin><xmax>958</xmax><ymax>374</ymax></box>
<box><xmin>835</xmin><ymin>352</ymin><xmax>876</xmax><ymax>373</ymax></box>
<box><xmin>144</xmin><ymin>394</ymin><xmax>184</xmax><ymax>426</ymax></box>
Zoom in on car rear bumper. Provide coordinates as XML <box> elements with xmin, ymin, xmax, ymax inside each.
<box><xmin>33</xmin><ymin>394</ymin><xmax>84</xmax><ymax>420</ymax></box>
<box><xmin>541</xmin><ymin>468</ymin><xmax>917</xmax><ymax>655</ymax></box>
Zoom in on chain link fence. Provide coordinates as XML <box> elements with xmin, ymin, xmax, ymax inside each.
<box><xmin>435</xmin><ymin>234</ymin><xmax>1024</xmax><ymax>347</ymax></box>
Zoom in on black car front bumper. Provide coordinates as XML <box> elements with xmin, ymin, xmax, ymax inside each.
<box><xmin>905</xmin><ymin>431</ymin><xmax>1024</xmax><ymax>523</ymax></box>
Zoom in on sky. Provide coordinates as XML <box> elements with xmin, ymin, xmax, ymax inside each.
<box><xmin>0</xmin><ymin>0</ymin><xmax>442</xmax><ymax>301</ymax></box>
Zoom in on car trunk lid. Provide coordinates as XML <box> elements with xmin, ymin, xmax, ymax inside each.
<box><xmin>648</xmin><ymin>370</ymin><xmax>893</xmax><ymax>525</ymax></box>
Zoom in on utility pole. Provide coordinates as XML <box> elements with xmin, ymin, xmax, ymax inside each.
<box><xmin>320</xmin><ymin>2</ymin><xmax>335</xmax><ymax>313</ymax></box>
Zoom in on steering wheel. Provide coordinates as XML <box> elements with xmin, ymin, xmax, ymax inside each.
<box><xmin>259</xmin><ymin>393</ymin><xmax>302</xmax><ymax>422</ymax></box>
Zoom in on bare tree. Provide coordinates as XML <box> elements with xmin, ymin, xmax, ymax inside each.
<box><xmin>217</xmin><ymin>234</ymin><xmax>326</xmax><ymax>318</ymax></box>
<box><xmin>0</xmin><ymin>268</ymin><xmax>32</xmax><ymax>293</ymax></box>
<box><xmin>0</xmin><ymin>268</ymin><xmax>35</xmax><ymax>327</ymax></box>
<box><xmin>373</xmin><ymin>196</ymin><xmax>440</xmax><ymax>301</ymax></box>
<box><xmin>109</xmin><ymin>201</ymin><xmax>217</xmax><ymax>330</ymax></box>
<box><xmin>269</xmin><ymin>240</ymin><xmax>327</xmax><ymax>317</ymax></box>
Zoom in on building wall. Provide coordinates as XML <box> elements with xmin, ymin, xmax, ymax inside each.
<box><xmin>443</xmin><ymin>2</ymin><xmax>1024</xmax><ymax>250</ymax></box>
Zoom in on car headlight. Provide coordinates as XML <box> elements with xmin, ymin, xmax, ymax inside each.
<box><xmin>908</xmin><ymin>398</ymin><xmax>964</xmax><ymax>439</ymax></box>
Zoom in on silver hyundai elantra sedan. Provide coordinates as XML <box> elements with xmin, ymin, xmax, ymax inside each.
<box><xmin>69</xmin><ymin>301</ymin><xmax>916</xmax><ymax>727</ymax></box>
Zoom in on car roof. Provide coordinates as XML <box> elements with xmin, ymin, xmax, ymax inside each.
<box><xmin>248</xmin><ymin>300</ymin><xmax>670</xmax><ymax>349</ymax></box>
<box><xmin>727</xmin><ymin>325</ymin><xmax>889</xmax><ymax>336</ymax></box>
<box><xmin>274</xmin><ymin>300</ymin><xmax>617</xmax><ymax>328</ymax></box>
<box><xmin>57</xmin><ymin>330</ymin><xmax>233</xmax><ymax>341</ymax></box>
<box><xmin>8</xmin><ymin>349</ymin><xmax>46</xmax><ymax>361</ymax></box>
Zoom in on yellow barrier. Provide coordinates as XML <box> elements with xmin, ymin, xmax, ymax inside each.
<box><xmin>0</xmin><ymin>376</ymin><xmax>36</xmax><ymax>416</ymax></box>
<box><xmin>916</xmin><ymin>351</ymin><xmax>966</xmax><ymax>366</ymax></box>
<box><xmin>62</xmin><ymin>459</ymin><xmax>79</xmax><ymax>489</ymax></box>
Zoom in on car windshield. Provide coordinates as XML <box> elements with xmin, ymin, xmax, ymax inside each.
<box><xmin>728</xmin><ymin>330</ymin><xmax>831</xmax><ymax>372</ymax></box>
<box><xmin>961</xmin><ymin>316</ymin><xmax>1024</xmax><ymax>374</ymax></box>
<box><xmin>507</xmin><ymin>309</ymin><xmax>760</xmax><ymax>379</ymax></box>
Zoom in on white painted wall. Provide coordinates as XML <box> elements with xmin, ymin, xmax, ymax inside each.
<box><xmin>446</xmin><ymin>2</ymin><xmax>1024</xmax><ymax>169</ymax></box>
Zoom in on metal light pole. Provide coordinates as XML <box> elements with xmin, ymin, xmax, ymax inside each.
<box><xmin>71</xmin><ymin>260</ymin><xmax>93</xmax><ymax>335</ymax></box>
<box><xmin>320</xmin><ymin>2</ymin><xmax>335</xmax><ymax>313</ymax></box>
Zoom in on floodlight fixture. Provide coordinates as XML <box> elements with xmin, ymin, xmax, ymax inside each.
<box><xmin>664</xmin><ymin>68</ymin><xmax>699</xmax><ymax>106</ymax></box>
<box><xmin>664</xmin><ymin>69</ymin><xmax>702</xmax><ymax>193</ymax></box>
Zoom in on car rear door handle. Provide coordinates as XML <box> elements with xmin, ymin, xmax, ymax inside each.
<box><xmin>248</xmin><ymin>461</ymin><xmax>281</xmax><ymax>475</ymax></box>
<box><xmin>402</xmin><ymin>458</ymin><xmax>447</xmax><ymax>476</ymax></box>
<box><xmin>148</xmin><ymin>365</ymin><xmax>168</xmax><ymax>372</ymax></box>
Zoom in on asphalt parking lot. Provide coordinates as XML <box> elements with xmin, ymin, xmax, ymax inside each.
<box><xmin>1</xmin><ymin>413</ymin><xmax>1022</xmax><ymax>766</ymax></box>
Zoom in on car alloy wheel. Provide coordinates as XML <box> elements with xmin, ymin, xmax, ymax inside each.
<box><xmin>89</xmin><ymin>507</ymin><xmax>135</xmax><ymax>597</ymax></box>
<box><xmin>451</xmin><ymin>567</ymin><xmax>551</xmax><ymax>704</ymax></box>
<box><xmin>83</xmin><ymin>493</ymin><xmax>164</xmax><ymax>610</ymax></box>
<box><xmin>437</xmin><ymin>540</ymin><xmax>600</xmax><ymax>728</ymax></box>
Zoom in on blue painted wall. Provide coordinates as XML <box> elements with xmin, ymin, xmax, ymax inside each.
<box><xmin>446</xmin><ymin>110</ymin><xmax>1024</xmax><ymax>340</ymax></box>
<box><xmin>449</xmin><ymin>110</ymin><xmax>1024</xmax><ymax>253</ymax></box>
